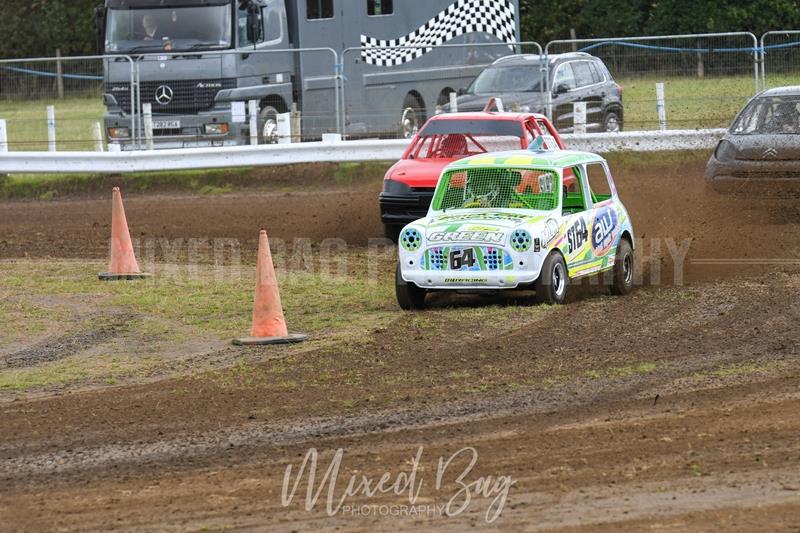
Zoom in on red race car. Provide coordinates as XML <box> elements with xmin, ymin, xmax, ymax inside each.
<box><xmin>379</xmin><ymin>105</ymin><xmax>566</xmax><ymax>241</ymax></box>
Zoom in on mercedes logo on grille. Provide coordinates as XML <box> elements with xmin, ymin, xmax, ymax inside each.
<box><xmin>763</xmin><ymin>147</ymin><xmax>778</xmax><ymax>160</ymax></box>
<box><xmin>155</xmin><ymin>85</ymin><xmax>173</xmax><ymax>106</ymax></box>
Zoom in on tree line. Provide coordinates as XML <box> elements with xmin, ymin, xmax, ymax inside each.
<box><xmin>0</xmin><ymin>0</ymin><xmax>798</xmax><ymax>59</ymax></box>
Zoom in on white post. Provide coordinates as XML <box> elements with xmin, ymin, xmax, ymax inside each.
<box><xmin>276</xmin><ymin>112</ymin><xmax>291</xmax><ymax>144</ymax></box>
<box><xmin>143</xmin><ymin>103</ymin><xmax>154</xmax><ymax>150</ymax></box>
<box><xmin>47</xmin><ymin>105</ymin><xmax>57</xmax><ymax>152</ymax></box>
<box><xmin>656</xmin><ymin>82</ymin><xmax>667</xmax><ymax>132</ymax></box>
<box><xmin>291</xmin><ymin>102</ymin><xmax>301</xmax><ymax>143</ymax></box>
<box><xmin>449</xmin><ymin>91</ymin><xmax>458</xmax><ymax>113</ymax></box>
<box><xmin>249</xmin><ymin>100</ymin><xmax>259</xmax><ymax>146</ymax></box>
<box><xmin>0</xmin><ymin>119</ymin><xmax>7</xmax><ymax>152</ymax></box>
<box><xmin>92</xmin><ymin>122</ymin><xmax>104</xmax><ymax>152</ymax></box>
<box><xmin>573</xmin><ymin>102</ymin><xmax>587</xmax><ymax>135</ymax></box>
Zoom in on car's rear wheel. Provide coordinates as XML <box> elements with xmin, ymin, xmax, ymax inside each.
<box><xmin>610</xmin><ymin>238</ymin><xmax>635</xmax><ymax>295</ymax></box>
<box><xmin>396</xmin><ymin>264</ymin><xmax>426</xmax><ymax>310</ymax></box>
<box><xmin>535</xmin><ymin>252</ymin><xmax>568</xmax><ymax>305</ymax></box>
<box><xmin>603</xmin><ymin>110</ymin><xmax>621</xmax><ymax>133</ymax></box>
<box><xmin>401</xmin><ymin>95</ymin><xmax>425</xmax><ymax>139</ymax></box>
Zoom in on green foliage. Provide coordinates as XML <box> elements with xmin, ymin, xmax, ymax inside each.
<box><xmin>0</xmin><ymin>1</ymin><xmax>799</xmax><ymax>59</ymax></box>
<box><xmin>519</xmin><ymin>0</ymin><xmax>800</xmax><ymax>42</ymax></box>
<box><xmin>0</xmin><ymin>0</ymin><xmax>99</xmax><ymax>59</ymax></box>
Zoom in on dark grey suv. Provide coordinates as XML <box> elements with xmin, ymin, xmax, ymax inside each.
<box><xmin>445</xmin><ymin>52</ymin><xmax>624</xmax><ymax>133</ymax></box>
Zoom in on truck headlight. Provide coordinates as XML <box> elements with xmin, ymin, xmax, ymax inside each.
<box><xmin>204</xmin><ymin>123</ymin><xmax>230</xmax><ymax>135</ymax></box>
<box><xmin>107</xmin><ymin>127</ymin><xmax>130</xmax><ymax>139</ymax></box>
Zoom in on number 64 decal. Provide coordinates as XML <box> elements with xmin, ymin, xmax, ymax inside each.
<box><xmin>450</xmin><ymin>248</ymin><xmax>477</xmax><ymax>270</ymax></box>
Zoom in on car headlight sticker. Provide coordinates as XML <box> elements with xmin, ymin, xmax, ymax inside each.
<box><xmin>510</xmin><ymin>229</ymin><xmax>532</xmax><ymax>252</ymax></box>
<box><xmin>401</xmin><ymin>227</ymin><xmax>422</xmax><ymax>251</ymax></box>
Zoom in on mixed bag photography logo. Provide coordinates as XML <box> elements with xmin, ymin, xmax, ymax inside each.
<box><xmin>281</xmin><ymin>446</ymin><xmax>516</xmax><ymax>523</ymax></box>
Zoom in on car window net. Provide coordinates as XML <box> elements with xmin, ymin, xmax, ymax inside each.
<box><xmin>434</xmin><ymin>168</ymin><xmax>559</xmax><ymax>211</ymax></box>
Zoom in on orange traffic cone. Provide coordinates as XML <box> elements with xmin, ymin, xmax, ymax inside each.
<box><xmin>233</xmin><ymin>230</ymin><xmax>307</xmax><ymax>346</ymax></box>
<box><xmin>98</xmin><ymin>187</ymin><xmax>150</xmax><ymax>281</ymax></box>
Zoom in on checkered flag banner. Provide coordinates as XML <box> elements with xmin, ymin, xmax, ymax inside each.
<box><xmin>360</xmin><ymin>0</ymin><xmax>517</xmax><ymax>67</ymax></box>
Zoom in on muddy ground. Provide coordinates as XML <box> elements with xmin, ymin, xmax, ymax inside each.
<box><xmin>0</xmin><ymin>155</ymin><xmax>799</xmax><ymax>531</ymax></box>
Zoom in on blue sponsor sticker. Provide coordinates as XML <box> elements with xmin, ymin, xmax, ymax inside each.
<box><xmin>592</xmin><ymin>207</ymin><xmax>618</xmax><ymax>255</ymax></box>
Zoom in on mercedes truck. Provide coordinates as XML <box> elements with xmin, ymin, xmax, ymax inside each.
<box><xmin>96</xmin><ymin>0</ymin><xmax>520</xmax><ymax>149</ymax></box>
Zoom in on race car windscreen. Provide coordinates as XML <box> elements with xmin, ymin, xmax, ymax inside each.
<box><xmin>432</xmin><ymin>168</ymin><xmax>560</xmax><ymax>212</ymax></box>
<box><xmin>411</xmin><ymin>120</ymin><xmax>525</xmax><ymax>159</ymax></box>
<box><xmin>732</xmin><ymin>96</ymin><xmax>800</xmax><ymax>135</ymax></box>
<box><xmin>467</xmin><ymin>65</ymin><xmax>544</xmax><ymax>94</ymax></box>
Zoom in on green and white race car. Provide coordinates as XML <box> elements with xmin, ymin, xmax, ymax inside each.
<box><xmin>395</xmin><ymin>150</ymin><xmax>635</xmax><ymax>309</ymax></box>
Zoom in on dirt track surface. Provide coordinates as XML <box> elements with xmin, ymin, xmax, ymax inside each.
<box><xmin>1</xmin><ymin>157</ymin><xmax>799</xmax><ymax>530</ymax></box>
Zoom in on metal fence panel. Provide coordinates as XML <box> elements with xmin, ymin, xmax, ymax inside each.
<box><xmin>121</xmin><ymin>47</ymin><xmax>339</xmax><ymax>150</ymax></box>
<box><xmin>546</xmin><ymin>33</ymin><xmax>760</xmax><ymax>131</ymax></box>
<box><xmin>761</xmin><ymin>31</ymin><xmax>800</xmax><ymax>90</ymax></box>
<box><xmin>341</xmin><ymin>41</ymin><xmax>544</xmax><ymax>139</ymax></box>
<box><xmin>0</xmin><ymin>55</ymin><xmax>133</xmax><ymax>152</ymax></box>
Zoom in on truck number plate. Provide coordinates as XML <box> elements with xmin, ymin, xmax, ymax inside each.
<box><xmin>153</xmin><ymin>120</ymin><xmax>181</xmax><ymax>129</ymax></box>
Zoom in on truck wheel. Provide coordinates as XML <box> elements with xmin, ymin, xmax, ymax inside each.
<box><xmin>259</xmin><ymin>105</ymin><xmax>279</xmax><ymax>144</ymax></box>
<box><xmin>396</xmin><ymin>264</ymin><xmax>426</xmax><ymax>310</ymax></box>
<box><xmin>400</xmin><ymin>95</ymin><xmax>424</xmax><ymax>139</ymax></box>
<box><xmin>384</xmin><ymin>224</ymin><xmax>402</xmax><ymax>243</ymax></box>
<box><xmin>603</xmin><ymin>110</ymin><xmax>621</xmax><ymax>132</ymax></box>
<box><xmin>535</xmin><ymin>252</ymin><xmax>568</xmax><ymax>305</ymax></box>
<box><xmin>610</xmin><ymin>238</ymin><xmax>635</xmax><ymax>295</ymax></box>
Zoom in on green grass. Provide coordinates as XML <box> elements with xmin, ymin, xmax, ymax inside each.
<box><xmin>3</xmin><ymin>73</ymin><xmax>799</xmax><ymax>154</ymax></box>
<box><xmin>619</xmin><ymin>74</ymin><xmax>800</xmax><ymax>130</ymax></box>
<box><xmin>0</xmin><ymin>95</ymin><xmax>106</xmax><ymax>152</ymax></box>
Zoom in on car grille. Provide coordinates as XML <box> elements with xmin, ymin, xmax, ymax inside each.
<box><xmin>106</xmin><ymin>79</ymin><xmax>236</xmax><ymax>114</ymax></box>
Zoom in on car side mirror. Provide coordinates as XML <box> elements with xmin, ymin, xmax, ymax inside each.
<box><xmin>553</xmin><ymin>84</ymin><xmax>570</xmax><ymax>97</ymax></box>
<box><xmin>457</xmin><ymin>87</ymin><xmax>467</xmax><ymax>96</ymax></box>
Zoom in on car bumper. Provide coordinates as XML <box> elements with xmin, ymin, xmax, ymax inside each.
<box><xmin>400</xmin><ymin>270</ymin><xmax>539</xmax><ymax>290</ymax></box>
<box><xmin>379</xmin><ymin>190</ymin><xmax>435</xmax><ymax>226</ymax></box>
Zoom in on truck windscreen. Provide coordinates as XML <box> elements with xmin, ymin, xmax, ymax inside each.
<box><xmin>106</xmin><ymin>6</ymin><xmax>232</xmax><ymax>53</ymax></box>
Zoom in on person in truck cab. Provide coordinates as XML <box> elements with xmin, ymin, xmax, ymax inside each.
<box><xmin>142</xmin><ymin>14</ymin><xmax>158</xmax><ymax>40</ymax></box>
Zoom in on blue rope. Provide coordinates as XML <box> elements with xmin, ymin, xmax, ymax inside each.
<box><xmin>577</xmin><ymin>41</ymin><xmax>761</xmax><ymax>55</ymax></box>
<box><xmin>0</xmin><ymin>66</ymin><xmax>103</xmax><ymax>81</ymax></box>
<box><xmin>762</xmin><ymin>40</ymin><xmax>800</xmax><ymax>53</ymax></box>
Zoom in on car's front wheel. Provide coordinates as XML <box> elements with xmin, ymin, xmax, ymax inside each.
<box><xmin>396</xmin><ymin>264</ymin><xmax>426</xmax><ymax>310</ymax></box>
<box><xmin>610</xmin><ymin>238</ymin><xmax>635</xmax><ymax>295</ymax></box>
<box><xmin>535</xmin><ymin>252</ymin><xmax>568</xmax><ymax>305</ymax></box>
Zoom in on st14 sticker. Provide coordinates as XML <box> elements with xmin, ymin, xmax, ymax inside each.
<box><xmin>567</xmin><ymin>217</ymin><xmax>588</xmax><ymax>254</ymax></box>
<box><xmin>592</xmin><ymin>207</ymin><xmax>618</xmax><ymax>255</ymax></box>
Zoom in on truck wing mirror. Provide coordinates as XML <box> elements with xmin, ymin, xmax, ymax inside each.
<box><xmin>246</xmin><ymin>6</ymin><xmax>261</xmax><ymax>46</ymax></box>
<box><xmin>94</xmin><ymin>5</ymin><xmax>107</xmax><ymax>55</ymax></box>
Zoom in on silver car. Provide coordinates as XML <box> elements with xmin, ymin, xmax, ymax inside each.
<box><xmin>706</xmin><ymin>86</ymin><xmax>800</xmax><ymax>184</ymax></box>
